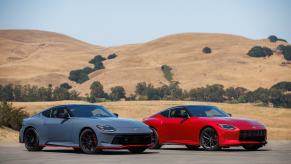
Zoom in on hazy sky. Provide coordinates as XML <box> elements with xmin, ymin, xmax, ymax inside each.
<box><xmin>0</xmin><ymin>0</ymin><xmax>290</xmax><ymax>46</ymax></box>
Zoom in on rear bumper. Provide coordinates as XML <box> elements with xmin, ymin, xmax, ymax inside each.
<box><xmin>218</xmin><ymin>129</ymin><xmax>267</xmax><ymax>147</ymax></box>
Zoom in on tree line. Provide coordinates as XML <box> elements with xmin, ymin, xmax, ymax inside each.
<box><xmin>87</xmin><ymin>80</ymin><xmax>291</xmax><ymax>108</ymax></box>
<box><xmin>0</xmin><ymin>83</ymin><xmax>79</xmax><ymax>101</ymax></box>
<box><xmin>1</xmin><ymin>81</ymin><xmax>290</xmax><ymax>108</ymax></box>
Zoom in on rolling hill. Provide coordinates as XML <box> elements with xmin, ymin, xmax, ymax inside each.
<box><xmin>0</xmin><ymin>30</ymin><xmax>290</xmax><ymax>95</ymax></box>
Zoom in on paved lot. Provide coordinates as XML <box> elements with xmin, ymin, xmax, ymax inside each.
<box><xmin>0</xmin><ymin>141</ymin><xmax>291</xmax><ymax>164</ymax></box>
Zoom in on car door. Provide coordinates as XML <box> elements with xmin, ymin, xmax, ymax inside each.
<box><xmin>44</xmin><ymin>106</ymin><xmax>74</xmax><ymax>143</ymax></box>
<box><xmin>163</xmin><ymin>107</ymin><xmax>193</xmax><ymax>142</ymax></box>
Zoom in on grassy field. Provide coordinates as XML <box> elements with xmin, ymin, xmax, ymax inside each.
<box><xmin>1</xmin><ymin>100</ymin><xmax>291</xmax><ymax>143</ymax></box>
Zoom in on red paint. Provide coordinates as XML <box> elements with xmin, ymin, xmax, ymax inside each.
<box><xmin>143</xmin><ymin>114</ymin><xmax>267</xmax><ymax>147</ymax></box>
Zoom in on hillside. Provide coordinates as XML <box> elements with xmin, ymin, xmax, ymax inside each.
<box><xmin>0</xmin><ymin>30</ymin><xmax>291</xmax><ymax>95</ymax></box>
<box><xmin>0</xmin><ymin>30</ymin><xmax>101</xmax><ymax>88</ymax></box>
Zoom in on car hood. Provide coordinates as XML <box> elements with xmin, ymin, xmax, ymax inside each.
<box><xmin>199</xmin><ymin>117</ymin><xmax>266</xmax><ymax>129</ymax></box>
<box><xmin>84</xmin><ymin>117</ymin><xmax>148</xmax><ymax>128</ymax></box>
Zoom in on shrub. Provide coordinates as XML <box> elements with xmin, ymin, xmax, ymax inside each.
<box><xmin>89</xmin><ymin>55</ymin><xmax>106</xmax><ymax>64</ymax></box>
<box><xmin>88</xmin><ymin>55</ymin><xmax>106</xmax><ymax>71</ymax></box>
<box><xmin>0</xmin><ymin>84</ymin><xmax>14</xmax><ymax>101</ymax></box>
<box><xmin>247</xmin><ymin>46</ymin><xmax>273</xmax><ymax>57</ymax></box>
<box><xmin>268</xmin><ymin>35</ymin><xmax>287</xmax><ymax>43</ymax></box>
<box><xmin>202</xmin><ymin>47</ymin><xmax>212</xmax><ymax>54</ymax></box>
<box><xmin>269</xmin><ymin>89</ymin><xmax>285</xmax><ymax>107</ymax></box>
<box><xmin>252</xmin><ymin>87</ymin><xmax>270</xmax><ymax>105</ymax></box>
<box><xmin>107</xmin><ymin>53</ymin><xmax>117</xmax><ymax>60</ymax></box>
<box><xmin>225</xmin><ymin>87</ymin><xmax>247</xmax><ymax>101</ymax></box>
<box><xmin>284</xmin><ymin>93</ymin><xmax>291</xmax><ymax>108</ymax></box>
<box><xmin>83</xmin><ymin>67</ymin><xmax>94</xmax><ymax>74</ymax></box>
<box><xmin>110</xmin><ymin>86</ymin><xmax>126</xmax><ymax>101</ymax></box>
<box><xmin>268</xmin><ymin>35</ymin><xmax>278</xmax><ymax>42</ymax></box>
<box><xmin>161</xmin><ymin>65</ymin><xmax>173</xmax><ymax>82</ymax></box>
<box><xmin>93</xmin><ymin>62</ymin><xmax>105</xmax><ymax>70</ymax></box>
<box><xmin>0</xmin><ymin>101</ymin><xmax>29</xmax><ymax>131</ymax></box>
<box><xmin>271</xmin><ymin>81</ymin><xmax>291</xmax><ymax>92</ymax></box>
<box><xmin>69</xmin><ymin>69</ymin><xmax>89</xmax><ymax>84</ymax></box>
<box><xmin>89</xmin><ymin>81</ymin><xmax>106</xmax><ymax>102</ymax></box>
<box><xmin>279</xmin><ymin>45</ymin><xmax>291</xmax><ymax>61</ymax></box>
<box><xmin>189</xmin><ymin>84</ymin><xmax>225</xmax><ymax>102</ymax></box>
<box><xmin>60</xmin><ymin>83</ymin><xmax>72</xmax><ymax>89</ymax></box>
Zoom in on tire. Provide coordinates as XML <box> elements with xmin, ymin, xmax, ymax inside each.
<box><xmin>186</xmin><ymin>145</ymin><xmax>199</xmax><ymax>150</ymax></box>
<box><xmin>79</xmin><ymin>129</ymin><xmax>99</xmax><ymax>154</ymax></box>
<box><xmin>73</xmin><ymin>148</ymin><xmax>81</xmax><ymax>152</ymax></box>
<box><xmin>24</xmin><ymin>128</ymin><xmax>44</xmax><ymax>151</ymax></box>
<box><xmin>243</xmin><ymin>145</ymin><xmax>262</xmax><ymax>151</ymax></box>
<box><xmin>150</xmin><ymin>128</ymin><xmax>162</xmax><ymax>149</ymax></box>
<box><xmin>128</xmin><ymin>147</ymin><xmax>147</xmax><ymax>154</ymax></box>
<box><xmin>200</xmin><ymin>127</ymin><xmax>220</xmax><ymax>151</ymax></box>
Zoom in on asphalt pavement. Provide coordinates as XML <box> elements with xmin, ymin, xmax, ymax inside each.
<box><xmin>0</xmin><ymin>141</ymin><xmax>291</xmax><ymax>164</ymax></box>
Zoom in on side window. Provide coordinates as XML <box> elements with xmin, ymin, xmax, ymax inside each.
<box><xmin>42</xmin><ymin>109</ymin><xmax>51</xmax><ymax>118</ymax></box>
<box><xmin>170</xmin><ymin>107</ymin><xmax>189</xmax><ymax>118</ymax></box>
<box><xmin>160</xmin><ymin>110</ymin><xmax>169</xmax><ymax>117</ymax></box>
<box><xmin>51</xmin><ymin>107</ymin><xmax>70</xmax><ymax>118</ymax></box>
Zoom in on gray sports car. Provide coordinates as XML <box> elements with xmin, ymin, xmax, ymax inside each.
<box><xmin>19</xmin><ymin>104</ymin><xmax>153</xmax><ymax>154</ymax></box>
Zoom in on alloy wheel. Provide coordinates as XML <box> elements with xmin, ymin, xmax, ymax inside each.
<box><xmin>200</xmin><ymin>127</ymin><xmax>220</xmax><ymax>151</ymax></box>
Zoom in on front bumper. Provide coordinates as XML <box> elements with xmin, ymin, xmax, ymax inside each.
<box><xmin>218</xmin><ymin>129</ymin><xmax>267</xmax><ymax>146</ymax></box>
<box><xmin>97</xmin><ymin>132</ymin><xmax>153</xmax><ymax>149</ymax></box>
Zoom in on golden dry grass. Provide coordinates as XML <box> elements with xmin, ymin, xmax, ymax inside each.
<box><xmin>1</xmin><ymin>100</ymin><xmax>290</xmax><ymax>144</ymax></box>
<box><xmin>0</xmin><ymin>30</ymin><xmax>290</xmax><ymax>96</ymax></box>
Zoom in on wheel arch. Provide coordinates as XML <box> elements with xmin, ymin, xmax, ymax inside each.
<box><xmin>78</xmin><ymin>127</ymin><xmax>96</xmax><ymax>139</ymax></box>
<box><xmin>198</xmin><ymin>125</ymin><xmax>219</xmax><ymax>143</ymax></box>
<box><xmin>23</xmin><ymin>126</ymin><xmax>37</xmax><ymax>138</ymax></box>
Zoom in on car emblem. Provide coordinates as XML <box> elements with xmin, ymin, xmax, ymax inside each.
<box><xmin>133</xmin><ymin>128</ymin><xmax>138</xmax><ymax>131</ymax></box>
<box><xmin>252</xmin><ymin>126</ymin><xmax>256</xmax><ymax>129</ymax></box>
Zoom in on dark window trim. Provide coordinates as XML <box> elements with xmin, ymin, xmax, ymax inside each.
<box><xmin>160</xmin><ymin>109</ymin><xmax>170</xmax><ymax>118</ymax></box>
<box><xmin>50</xmin><ymin>106</ymin><xmax>72</xmax><ymax>118</ymax></box>
<box><xmin>169</xmin><ymin>106</ymin><xmax>190</xmax><ymax>118</ymax></box>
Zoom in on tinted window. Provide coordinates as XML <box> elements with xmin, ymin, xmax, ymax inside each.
<box><xmin>51</xmin><ymin>107</ymin><xmax>70</xmax><ymax>118</ymax></box>
<box><xmin>42</xmin><ymin>109</ymin><xmax>51</xmax><ymax>118</ymax></box>
<box><xmin>68</xmin><ymin>105</ymin><xmax>114</xmax><ymax>118</ymax></box>
<box><xmin>160</xmin><ymin>110</ymin><xmax>169</xmax><ymax>117</ymax></box>
<box><xmin>170</xmin><ymin>107</ymin><xmax>189</xmax><ymax>118</ymax></box>
<box><xmin>186</xmin><ymin>106</ymin><xmax>229</xmax><ymax>117</ymax></box>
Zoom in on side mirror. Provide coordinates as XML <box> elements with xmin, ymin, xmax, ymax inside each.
<box><xmin>228</xmin><ymin>113</ymin><xmax>232</xmax><ymax>117</ymax></box>
<box><xmin>114</xmin><ymin>113</ymin><xmax>119</xmax><ymax>117</ymax></box>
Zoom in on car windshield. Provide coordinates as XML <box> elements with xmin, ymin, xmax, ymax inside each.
<box><xmin>68</xmin><ymin>105</ymin><xmax>114</xmax><ymax>118</ymax></box>
<box><xmin>186</xmin><ymin>106</ymin><xmax>229</xmax><ymax>117</ymax></box>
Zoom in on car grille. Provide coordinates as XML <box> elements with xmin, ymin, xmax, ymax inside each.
<box><xmin>112</xmin><ymin>134</ymin><xmax>152</xmax><ymax>145</ymax></box>
<box><xmin>239</xmin><ymin>130</ymin><xmax>266</xmax><ymax>142</ymax></box>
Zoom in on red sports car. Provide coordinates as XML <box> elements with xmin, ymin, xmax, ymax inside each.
<box><xmin>143</xmin><ymin>105</ymin><xmax>267</xmax><ymax>151</ymax></box>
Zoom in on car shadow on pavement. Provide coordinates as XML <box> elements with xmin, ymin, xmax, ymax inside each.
<box><xmin>41</xmin><ymin>149</ymin><xmax>159</xmax><ymax>155</ymax></box>
<box><xmin>161</xmin><ymin>147</ymin><xmax>271</xmax><ymax>152</ymax></box>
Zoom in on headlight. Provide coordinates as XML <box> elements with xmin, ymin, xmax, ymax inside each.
<box><xmin>218</xmin><ymin>124</ymin><xmax>236</xmax><ymax>130</ymax></box>
<box><xmin>96</xmin><ymin>125</ymin><xmax>116</xmax><ymax>132</ymax></box>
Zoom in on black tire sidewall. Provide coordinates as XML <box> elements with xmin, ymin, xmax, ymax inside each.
<box><xmin>200</xmin><ymin>127</ymin><xmax>220</xmax><ymax>151</ymax></box>
<box><xmin>24</xmin><ymin>128</ymin><xmax>43</xmax><ymax>151</ymax></box>
<box><xmin>79</xmin><ymin>129</ymin><xmax>98</xmax><ymax>154</ymax></box>
<box><xmin>150</xmin><ymin>128</ymin><xmax>162</xmax><ymax>149</ymax></box>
